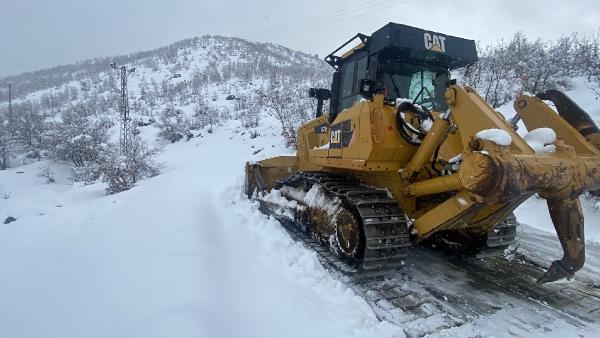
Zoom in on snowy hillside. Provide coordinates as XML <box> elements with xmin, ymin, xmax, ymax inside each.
<box><xmin>2</xmin><ymin>33</ymin><xmax>600</xmax><ymax>337</ymax></box>
<box><xmin>0</xmin><ymin>35</ymin><xmax>330</xmax><ymax>104</ymax></box>
<box><xmin>0</xmin><ymin>34</ymin><xmax>331</xmax><ymax>176</ymax></box>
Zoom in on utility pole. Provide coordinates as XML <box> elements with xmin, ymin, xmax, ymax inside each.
<box><xmin>8</xmin><ymin>82</ymin><xmax>12</xmax><ymax>125</ymax></box>
<box><xmin>111</xmin><ymin>63</ymin><xmax>135</xmax><ymax>155</ymax></box>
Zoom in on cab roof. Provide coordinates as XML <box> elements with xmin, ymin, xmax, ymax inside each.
<box><xmin>325</xmin><ymin>23</ymin><xmax>478</xmax><ymax>70</ymax></box>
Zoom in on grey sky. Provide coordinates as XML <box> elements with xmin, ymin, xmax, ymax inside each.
<box><xmin>1</xmin><ymin>0</ymin><xmax>599</xmax><ymax>77</ymax></box>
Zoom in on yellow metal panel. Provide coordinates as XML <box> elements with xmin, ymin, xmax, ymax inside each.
<box><xmin>451</xmin><ymin>86</ymin><xmax>533</xmax><ymax>154</ymax></box>
<box><xmin>358</xmin><ymin>104</ymin><xmax>373</xmax><ymax>160</ymax></box>
<box><xmin>309</xmin><ymin>149</ymin><xmax>329</xmax><ymax>158</ymax></box>
<box><xmin>311</xmin><ymin>157</ymin><xmax>367</xmax><ymax>170</ymax></box>
<box><xmin>515</xmin><ymin>95</ymin><xmax>600</xmax><ymax>156</ymax></box>
<box><xmin>414</xmin><ymin>190</ymin><xmax>476</xmax><ymax>237</ymax></box>
<box><xmin>258</xmin><ymin>156</ymin><xmax>297</xmax><ymax>168</ymax></box>
<box><xmin>341</xmin><ymin>104</ymin><xmax>363</xmax><ymax>160</ymax></box>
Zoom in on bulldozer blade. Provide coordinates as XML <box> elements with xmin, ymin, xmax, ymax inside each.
<box><xmin>244</xmin><ymin>163</ymin><xmax>269</xmax><ymax>198</ymax></box>
<box><xmin>537</xmin><ymin>197</ymin><xmax>585</xmax><ymax>284</ymax></box>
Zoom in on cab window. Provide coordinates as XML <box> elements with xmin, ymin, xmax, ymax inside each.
<box><xmin>380</xmin><ymin>64</ymin><xmax>449</xmax><ymax>111</ymax></box>
<box><xmin>339</xmin><ymin>56</ymin><xmax>368</xmax><ymax>111</ymax></box>
<box><xmin>408</xmin><ymin>71</ymin><xmax>438</xmax><ymax>110</ymax></box>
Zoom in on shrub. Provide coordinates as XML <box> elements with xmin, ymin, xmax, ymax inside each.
<box><xmin>99</xmin><ymin>138</ymin><xmax>162</xmax><ymax>194</ymax></box>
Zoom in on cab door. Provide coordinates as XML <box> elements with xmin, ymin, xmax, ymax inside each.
<box><xmin>330</xmin><ymin>54</ymin><xmax>368</xmax><ymax>160</ymax></box>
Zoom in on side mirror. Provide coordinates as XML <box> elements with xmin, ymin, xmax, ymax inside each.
<box><xmin>308</xmin><ymin>88</ymin><xmax>331</xmax><ymax>118</ymax></box>
<box><xmin>308</xmin><ymin>88</ymin><xmax>331</xmax><ymax>100</ymax></box>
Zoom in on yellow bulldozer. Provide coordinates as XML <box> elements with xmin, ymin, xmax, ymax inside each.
<box><xmin>245</xmin><ymin>23</ymin><xmax>600</xmax><ymax>283</ymax></box>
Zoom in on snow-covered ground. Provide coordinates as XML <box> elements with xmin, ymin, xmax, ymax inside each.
<box><xmin>1</xmin><ymin>81</ymin><xmax>600</xmax><ymax>337</ymax></box>
<box><xmin>0</xmin><ymin>119</ymin><xmax>403</xmax><ymax>338</ymax></box>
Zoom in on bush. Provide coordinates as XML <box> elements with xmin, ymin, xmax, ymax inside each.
<box><xmin>42</xmin><ymin>105</ymin><xmax>112</xmax><ymax>175</ymax></box>
<box><xmin>157</xmin><ymin>107</ymin><xmax>192</xmax><ymax>142</ymax></box>
<box><xmin>71</xmin><ymin>162</ymin><xmax>102</xmax><ymax>184</ymax></box>
<box><xmin>99</xmin><ymin>138</ymin><xmax>162</xmax><ymax>194</ymax></box>
<box><xmin>37</xmin><ymin>165</ymin><xmax>56</xmax><ymax>183</ymax></box>
<box><xmin>192</xmin><ymin>100</ymin><xmax>220</xmax><ymax>133</ymax></box>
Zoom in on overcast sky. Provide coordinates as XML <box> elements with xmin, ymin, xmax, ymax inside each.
<box><xmin>1</xmin><ymin>0</ymin><xmax>599</xmax><ymax>77</ymax></box>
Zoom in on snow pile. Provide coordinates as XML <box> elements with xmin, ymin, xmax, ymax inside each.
<box><xmin>448</xmin><ymin>154</ymin><xmax>462</xmax><ymax>163</ymax></box>
<box><xmin>280</xmin><ymin>184</ymin><xmax>341</xmax><ymax>220</ymax></box>
<box><xmin>395</xmin><ymin>98</ymin><xmax>427</xmax><ymax>113</ymax></box>
<box><xmin>70</xmin><ymin>134</ymin><xmax>93</xmax><ymax>143</ymax></box>
<box><xmin>421</xmin><ymin>118</ymin><xmax>433</xmax><ymax>132</ymax></box>
<box><xmin>259</xmin><ymin>188</ymin><xmax>305</xmax><ymax>219</ymax></box>
<box><xmin>475</xmin><ymin>128</ymin><xmax>513</xmax><ymax>146</ymax></box>
<box><xmin>523</xmin><ymin>127</ymin><xmax>557</xmax><ymax>153</ymax></box>
<box><xmin>395</xmin><ymin>98</ymin><xmax>413</xmax><ymax>108</ymax></box>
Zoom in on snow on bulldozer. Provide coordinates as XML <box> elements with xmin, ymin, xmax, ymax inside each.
<box><xmin>244</xmin><ymin>23</ymin><xmax>600</xmax><ymax>283</ymax></box>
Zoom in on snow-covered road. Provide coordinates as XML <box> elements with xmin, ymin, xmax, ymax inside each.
<box><xmin>1</xmin><ymin>119</ymin><xmax>599</xmax><ymax>338</ymax></box>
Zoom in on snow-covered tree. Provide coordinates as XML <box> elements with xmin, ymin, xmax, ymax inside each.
<box><xmin>192</xmin><ymin>99</ymin><xmax>218</xmax><ymax>133</ymax></box>
<box><xmin>458</xmin><ymin>32</ymin><xmax>578</xmax><ymax>107</ymax></box>
<box><xmin>99</xmin><ymin>137</ymin><xmax>161</xmax><ymax>194</ymax></box>
<box><xmin>0</xmin><ymin>118</ymin><xmax>16</xmax><ymax>170</ymax></box>
<box><xmin>576</xmin><ymin>33</ymin><xmax>600</xmax><ymax>96</ymax></box>
<box><xmin>263</xmin><ymin>79</ymin><xmax>315</xmax><ymax>147</ymax></box>
<box><xmin>156</xmin><ymin>106</ymin><xmax>192</xmax><ymax>142</ymax></box>
<box><xmin>13</xmin><ymin>100</ymin><xmax>46</xmax><ymax>150</ymax></box>
<box><xmin>41</xmin><ymin>103</ymin><xmax>112</xmax><ymax>182</ymax></box>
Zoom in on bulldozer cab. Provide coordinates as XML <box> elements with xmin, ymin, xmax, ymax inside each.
<box><xmin>324</xmin><ymin>23</ymin><xmax>478</xmax><ymax>118</ymax></box>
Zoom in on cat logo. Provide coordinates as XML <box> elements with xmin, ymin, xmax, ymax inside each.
<box><xmin>330</xmin><ymin>129</ymin><xmax>342</xmax><ymax>144</ymax></box>
<box><xmin>423</xmin><ymin>32</ymin><xmax>446</xmax><ymax>53</ymax></box>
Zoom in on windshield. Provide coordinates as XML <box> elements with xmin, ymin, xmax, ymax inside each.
<box><xmin>380</xmin><ymin>64</ymin><xmax>449</xmax><ymax>111</ymax></box>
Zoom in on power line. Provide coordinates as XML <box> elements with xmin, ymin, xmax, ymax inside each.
<box><xmin>243</xmin><ymin>0</ymin><xmax>416</xmax><ymax>42</ymax></box>
<box><xmin>266</xmin><ymin>1</ymin><xmax>415</xmax><ymax>43</ymax></box>
<box><xmin>242</xmin><ymin>0</ymin><xmax>390</xmax><ymax>40</ymax></box>
<box><xmin>243</xmin><ymin>0</ymin><xmax>389</xmax><ymax>41</ymax></box>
